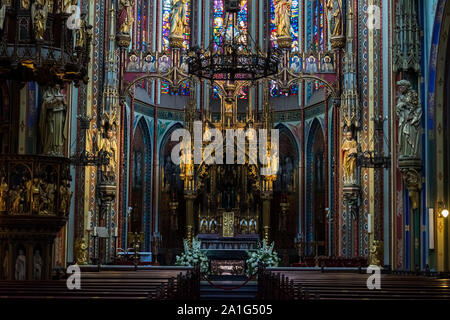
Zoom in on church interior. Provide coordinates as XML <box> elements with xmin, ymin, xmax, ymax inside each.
<box><xmin>0</xmin><ymin>0</ymin><xmax>450</xmax><ymax>302</ymax></box>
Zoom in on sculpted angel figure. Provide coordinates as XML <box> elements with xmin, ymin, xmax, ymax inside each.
<box><xmin>274</xmin><ymin>0</ymin><xmax>292</xmax><ymax>38</ymax></box>
<box><xmin>170</xmin><ymin>0</ymin><xmax>188</xmax><ymax>37</ymax></box>
<box><xmin>97</xmin><ymin>120</ymin><xmax>118</xmax><ymax>182</ymax></box>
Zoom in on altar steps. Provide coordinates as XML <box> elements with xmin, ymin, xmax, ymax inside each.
<box><xmin>200</xmin><ymin>277</ymin><xmax>257</xmax><ymax>300</ymax></box>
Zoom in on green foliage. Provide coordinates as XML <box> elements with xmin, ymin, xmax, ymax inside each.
<box><xmin>174</xmin><ymin>237</ymin><xmax>210</xmax><ymax>274</ymax></box>
<box><xmin>246</xmin><ymin>240</ymin><xmax>280</xmax><ymax>276</ymax></box>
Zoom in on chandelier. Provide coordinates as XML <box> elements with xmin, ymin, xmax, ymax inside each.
<box><xmin>187</xmin><ymin>0</ymin><xmax>282</xmax><ymax>82</ymax></box>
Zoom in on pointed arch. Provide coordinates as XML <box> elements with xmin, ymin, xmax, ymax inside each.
<box><xmin>130</xmin><ymin>117</ymin><xmax>153</xmax><ymax>250</ymax></box>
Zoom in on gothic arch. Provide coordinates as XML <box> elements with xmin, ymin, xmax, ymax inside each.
<box><xmin>305</xmin><ymin>118</ymin><xmax>327</xmax><ymax>256</ymax></box>
<box><xmin>130</xmin><ymin>118</ymin><xmax>152</xmax><ymax>251</ymax></box>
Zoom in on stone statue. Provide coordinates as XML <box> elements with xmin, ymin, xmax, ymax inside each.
<box><xmin>31</xmin><ymin>0</ymin><xmax>48</xmax><ymax>40</ymax></box>
<box><xmin>119</xmin><ymin>0</ymin><xmax>134</xmax><ymax>34</ymax></box>
<box><xmin>97</xmin><ymin>122</ymin><xmax>118</xmax><ymax>183</ymax></box>
<box><xmin>341</xmin><ymin>131</ymin><xmax>358</xmax><ymax>184</ymax></box>
<box><xmin>274</xmin><ymin>0</ymin><xmax>292</xmax><ymax>38</ymax></box>
<box><xmin>326</xmin><ymin>0</ymin><xmax>343</xmax><ymax>37</ymax></box>
<box><xmin>170</xmin><ymin>0</ymin><xmax>188</xmax><ymax>37</ymax></box>
<box><xmin>33</xmin><ymin>250</ymin><xmax>43</xmax><ymax>280</ymax></box>
<box><xmin>0</xmin><ymin>176</ymin><xmax>8</xmax><ymax>212</ymax></box>
<box><xmin>39</xmin><ymin>85</ymin><xmax>68</xmax><ymax>156</ymax></box>
<box><xmin>15</xmin><ymin>250</ymin><xmax>26</xmax><ymax>280</ymax></box>
<box><xmin>396</xmin><ymin>80</ymin><xmax>422</xmax><ymax>159</ymax></box>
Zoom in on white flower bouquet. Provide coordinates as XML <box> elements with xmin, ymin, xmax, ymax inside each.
<box><xmin>246</xmin><ymin>240</ymin><xmax>280</xmax><ymax>276</ymax></box>
<box><xmin>174</xmin><ymin>237</ymin><xmax>210</xmax><ymax>274</ymax></box>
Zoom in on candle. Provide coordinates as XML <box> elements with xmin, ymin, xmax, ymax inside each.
<box><xmin>94</xmin><ymin>227</ymin><xmax>97</xmax><ymax>237</ymax></box>
<box><xmin>114</xmin><ymin>227</ymin><xmax>118</xmax><ymax>237</ymax></box>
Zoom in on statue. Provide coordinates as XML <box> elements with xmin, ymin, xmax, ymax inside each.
<box><xmin>0</xmin><ymin>176</ymin><xmax>7</xmax><ymax>212</ymax></box>
<box><xmin>33</xmin><ymin>250</ymin><xmax>43</xmax><ymax>280</ymax></box>
<box><xmin>75</xmin><ymin>16</ymin><xmax>87</xmax><ymax>49</ymax></box>
<box><xmin>31</xmin><ymin>0</ymin><xmax>48</xmax><ymax>40</ymax></box>
<box><xmin>170</xmin><ymin>0</ymin><xmax>188</xmax><ymax>38</ymax></box>
<box><xmin>396</xmin><ymin>80</ymin><xmax>422</xmax><ymax>159</ymax></box>
<box><xmin>15</xmin><ymin>250</ymin><xmax>26</xmax><ymax>280</ymax></box>
<box><xmin>240</xmin><ymin>218</ymin><xmax>248</xmax><ymax>234</ymax></box>
<box><xmin>46</xmin><ymin>179</ymin><xmax>56</xmax><ymax>212</ymax></box>
<box><xmin>74</xmin><ymin>238</ymin><xmax>88</xmax><ymax>265</ymax></box>
<box><xmin>39</xmin><ymin>85</ymin><xmax>68</xmax><ymax>156</ymax></box>
<box><xmin>11</xmin><ymin>187</ymin><xmax>23</xmax><ymax>214</ymax></box>
<box><xmin>341</xmin><ymin>131</ymin><xmax>358</xmax><ymax>184</ymax></box>
<box><xmin>97</xmin><ymin>119</ymin><xmax>118</xmax><ymax>183</ymax></box>
<box><xmin>200</xmin><ymin>217</ymin><xmax>208</xmax><ymax>233</ymax></box>
<box><xmin>0</xmin><ymin>1</ymin><xmax>6</xmax><ymax>31</ymax></box>
<box><xmin>326</xmin><ymin>0</ymin><xmax>343</xmax><ymax>37</ymax></box>
<box><xmin>274</xmin><ymin>0</ymin><xmax>292</xmax><ymax>38</ymax></box>
<box><xmin>59</xmin><ymin>179</ymin><xmax>72</xmax><ymax>215</ymax></box>
<box><xmin>119</xmin><ymin>0</ymin><xmax>134</xmax><ymax>34</ymax></box>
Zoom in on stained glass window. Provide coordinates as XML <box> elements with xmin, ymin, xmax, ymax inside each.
<box><xmin>212</xmin><ymin>0</ymin><xmax>248</xmax><ymax>100</ymax></box>
<box><xmin>161</xmin><ymin>0</ymin><xmax>191</xmax><ymax>95</ymax></box>
<box><xmin>313</xmin><ymin>0</ymin><xmax>324</xmax><ymax>52</ymax></box>
<box><xmin>270</xmin><ymin>0</ymin><xmax>300</xmax><ymax>97</ymax></box>
<box><xmin>137</xmin><ymin>0</ymin><xmax>148</xmax><ymax>51</ymax></box>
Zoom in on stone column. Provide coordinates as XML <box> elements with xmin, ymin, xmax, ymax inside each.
<box><xmin>98</xmin><ymin>183</ymin><xmax>116</xmax><ymax>263</ymax></box>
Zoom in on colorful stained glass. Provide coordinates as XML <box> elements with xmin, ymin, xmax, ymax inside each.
<box><xmin>137</xmin><ymin>1</ymin><xmax>148</xmax><ymax>51</ymax></box>
<box><xmin>270</xmin><ymin>0</ymin><xmax>300</xmax><ymax>52</ymax></box>
<box><xmin>313</xmin><ymin>0</ymin><xmax>324</xmax><ymax>52</ymax></box>
<box><xmin>270</xmin><ymin>1</ymin><xmax>300</xmax><ymax>97</ymax></box>
<box><xmin>161</xmin><ymin>0</ymin><xmax>191</xmax><ymax>96</ymax></box>
<box><xmin>212</xmin><ymin>0</ymin><xmax>248</xmax><ymax>100</ymax></box>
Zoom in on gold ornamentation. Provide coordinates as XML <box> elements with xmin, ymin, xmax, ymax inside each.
<box><xmin>368</xmin><ymin>240</ymin><xmax>383</xmax><ymax>267</ymax></box>
<box><xmin>74</xmin><ymin>238</ymin><xmax>88</xmax><ymax>265</ymax></box>
<box><xmin>119</xmin><ymin>0</ymin><xmax>134</xmax><ymax>34</ymax></box>
<box><xmin>169</xmin><ymin>0</ymin><xmax>188</xmax><ymax>40</ymax></box>
<box><xmin>222</xmin><ymin>212</ymin><xmax>234</xmax><ymax>237</ymax></box>
<box><xmin>341</xmin><ymin>131</ymin><xmax>358</xmax><ymax>185</ymax></box>
<box><xmin>21</xmin><ymin>0</ymin><xmax>30</xmax><ymax>9</ymax></box>
<box><xmin>0</xmin><ymin>176</ymin><xmax>8</xmax><ymax>212</ymax></box>
<box><xmin>31</xmin><ymin>0</ymin><xmax>48</xmax><ymax>41</ymax></box>
<box><xmin>274</xmin><ymin>0</ymin><xmax>292</xmax><ymax>38</ymax></box>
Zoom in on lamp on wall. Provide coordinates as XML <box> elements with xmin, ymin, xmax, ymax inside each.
<box><xmin>437</xmin><ymin>201</ymin><xmax>449</xmax><ymax>218</ymax></box>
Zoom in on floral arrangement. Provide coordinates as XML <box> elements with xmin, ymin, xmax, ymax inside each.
<box><xmin>174</xmin><ymin>237</ymin><xmax>210</xmax><ymax>274</ymax></box>
<box><xmin>246</xmin><ymin>240</ymin><xmax>280</xmax><ymax>277</ymax></box>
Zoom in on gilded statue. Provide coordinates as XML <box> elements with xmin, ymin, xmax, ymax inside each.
<box><xmin>97</xmin><ymin>119</ymin><xmax>118</xmax><ymax>183</ymax></box>
<box><xmin>170</xmin><ymin>0</ymin><xmax>188</xmax><ymax>37</ymax></box>
<box><xmin>75</xmin><ymin>17</ymin><xmax>87</xmax><ymax>49</ymax></box>
<box><xmin>0</xmin><ymin>176</ymin><xmax>8</xmax><ymax>212</ymax></box>
<box><xmin>39</xmin><ymin>85</ymin><xmax>68</xmax><ymax>156</ymax></box>
<box><xmin>326</xmin><ymin>0</ymin><xmax>343</xmax><ymax>37</ymax></box>
<box><xmin>74</xmin><ymin>238</ymin><xmax>89</xmax><ymax>265</ymax></box>
<box><xmin>31</xmin><ymin>0</ymin><xmax>48</xmax><ymax>40</ymax></box>
<box><xmin>274</xmin><ymin>0</ymin><xmax>292</xmax><ymax>38</ymax></box>
<box><xmin>341</xmin><ymin>131</ymin><xmax>358</xmax><ymax>184</ymax></box>
<box><xmin>396</xmin><ymin>80</ymin><xmax>422</xmax><ymax>159</ymax></box>
<box><xmin>119</xmin><ymin>0</ymin><xmax>134</xmax><ymax>34</ymax></box>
